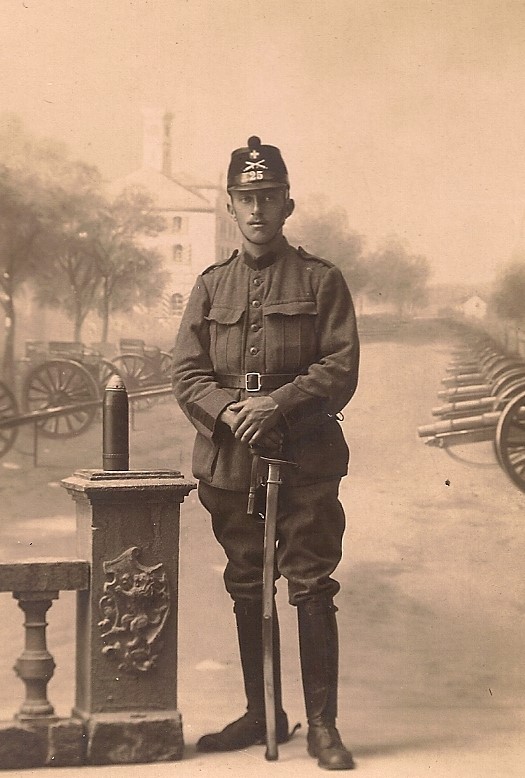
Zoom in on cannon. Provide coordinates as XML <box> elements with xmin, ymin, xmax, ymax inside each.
<box><xmin>1</xmin><ymin>338</ymin><xmax>173</xmax><ymax>446</ymax></box>
<box><xmin>432</xmin><ymin>358</ymin><xmax>525</xmax><ymax>419</ymax></box>
<box><xmin>0</xmin><ymin>381</ymin><xmax>19</xmax><ymax>458</ymax></box>
<box><xmin>20</xmin><ymin>341</ymin><xmax>121</xmax><ymax>438</ymax></box>
<box><xmin>418</xmin><ymin>335</ymin><xmax>525</xmax><ymax>493</ymax></box>
<box><xmin>112</xmin><ymin>339</ymin><xmax>172</xmax><ymax>391</ymax></box>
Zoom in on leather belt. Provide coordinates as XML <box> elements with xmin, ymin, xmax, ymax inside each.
<box><xmin>216</xmin><ymin>372</ymin><xmax>297</xmax><ymax>392</ymax></box>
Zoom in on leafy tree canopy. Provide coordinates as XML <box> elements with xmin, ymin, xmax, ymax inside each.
<box><xmin>489</xmin><ymin>256</ymin><xmax>525</xmax><ymax>322</ymax></box>
<box><xmin>365</xmin><ymin>236</ymin><xmax>432</xmax><ymax>317</ymax></box>
<box><xmin>287</xmin><ymin>194</ymin><xmax>367</xmax><ymax>294</ymax></box>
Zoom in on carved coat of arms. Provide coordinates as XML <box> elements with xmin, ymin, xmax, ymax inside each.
<box><xmin>97</xmin><ymin>546</ymin><xmax>170</xmax><ymax>672</ymax></box>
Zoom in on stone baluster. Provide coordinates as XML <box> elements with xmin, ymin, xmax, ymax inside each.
<box><xmin>13</xmin><ymin>591</ymin><xmax>58</xmax><ymax>721</ymax></box>
<box><xmin>0</xmin><ymin>560</ymin><xmax>89</xmax><ymax>770</ymax></box>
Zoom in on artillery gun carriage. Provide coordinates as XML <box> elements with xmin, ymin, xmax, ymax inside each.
<box><xmin>418</xmin><ymin>334</ymin><xmax>525</xmax><ymax>493</ymax></box>
<box><xmin>0</xmin><ymin>338</ymin><xmax>173</xmax><ymax>460</ymax></box>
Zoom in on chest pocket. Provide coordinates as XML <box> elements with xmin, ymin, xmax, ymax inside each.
<box><xmin>263</xmin><ymin>300</ymin><xmax>318</xmax><ymax>373</ymax></box>
<box><xmin>205</xmin><ymin>305</ymin><xmax>245</xmax><ymax>372</ymax></box>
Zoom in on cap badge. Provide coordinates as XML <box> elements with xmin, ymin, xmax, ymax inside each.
<box><xmin>249</xmin><ymin>148</ymin><xmax>261</xmax><ymax>160</ymax></box>
<box><xmin>241</xmin><ymin>157</ymin><xmax>268</xmax><ymax>182</ymax></box>
<box><xmin>243</xmin><ymin>158</ymin><xmax>268</xmax><ymax>173</ymax></box>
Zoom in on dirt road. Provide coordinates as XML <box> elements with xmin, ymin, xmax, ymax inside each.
<box><xmin>0</xmin><ymin>318</ymin><xmax>524</xmax><ymax>776</ymax></box>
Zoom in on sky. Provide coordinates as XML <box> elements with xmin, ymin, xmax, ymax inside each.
<box><xmin>2</xmin><ymin>0</ymin><xmax>525</xmax><ymax>285</ymax></box>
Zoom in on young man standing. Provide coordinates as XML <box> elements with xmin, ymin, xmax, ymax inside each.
<box><xmin>172</xmin><ymin>136</ymin><xmax>359</xmax><ymax>770</ymax></box>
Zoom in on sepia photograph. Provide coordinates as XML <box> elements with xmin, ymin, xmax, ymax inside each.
<box><xmin>0</xmin><ymin>1</ymin><xmax>524</xmax><ymax>775</ymax></box>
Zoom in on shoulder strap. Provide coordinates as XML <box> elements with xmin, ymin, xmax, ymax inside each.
<box><xmin>202</xmin><ymin>249</ymin><xmax>239</xmax><ymax>275</ymax></box>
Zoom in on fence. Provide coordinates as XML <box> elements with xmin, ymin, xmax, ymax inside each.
<box><xmin>0</xmin><ymin>382</ymin><xmax>196</xmax><ymax>769</ymax></box>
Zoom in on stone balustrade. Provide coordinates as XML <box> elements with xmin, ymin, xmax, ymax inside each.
<box><xmin>0</xmin><ymin>469</ymin><xmax>195</xmax><ymax>770</ymax></box>
<box><xmin>0</xmin><ymin>559</ymin><xmax>89</xmax><ymax>768</ymax></box>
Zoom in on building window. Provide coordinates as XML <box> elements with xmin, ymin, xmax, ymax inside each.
<box><xmin>173</xmin><ymin>244</ymin><xmax>184</xmax><ymax>262</ymax></box>
<box><xmin>172</xmin><ymin>216</ymin><xmax>182</xmax><ymax>232</ymax></box>
<box><xmin>171</xmin><ymin>293</ymin><xmax>184</xmax><ymax>315</ymax></box>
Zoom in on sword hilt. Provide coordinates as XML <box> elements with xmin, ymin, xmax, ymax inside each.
<box><xmin>259</xmin><ymin>455</ymin><xmax>297</xmax><ymax>467</ymax></box>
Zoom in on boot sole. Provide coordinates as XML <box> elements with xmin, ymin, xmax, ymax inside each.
<box><xmin>308</xmin><ymin>745</ymin><xmax>355</xmax><ymax>770</ymax></box>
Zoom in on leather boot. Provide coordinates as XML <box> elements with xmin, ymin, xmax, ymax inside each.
<box><xmin>197</xmin><ymin>600</ymin><xmax>290</xmax><ymax>752</ymax></box>
<box><xmin>298</xmin><ymin>596</ymin><xmax>355</xmax><ymax>770</ymax></box>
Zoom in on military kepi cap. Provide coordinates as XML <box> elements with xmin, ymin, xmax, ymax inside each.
<box><xmin>227</xmin><ymin>136</ymin><xmax>289</xmax><ymax>190</ymax></box>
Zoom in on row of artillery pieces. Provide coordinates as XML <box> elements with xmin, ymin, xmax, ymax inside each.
<box><xmin>0</xmin><ymin>338</ymin><xmax>173</xmax><ymax>459</ymax></box>
<box><xmin>418</xmin><ymin>334</ymin><xmax>525</xmax><ymax>493</ymax></box>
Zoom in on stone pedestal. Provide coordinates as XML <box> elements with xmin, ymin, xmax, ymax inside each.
<box><xmin>61</xmin><ymin>469</ymin><xmax>195</xmax><ymax>765</ymax></box>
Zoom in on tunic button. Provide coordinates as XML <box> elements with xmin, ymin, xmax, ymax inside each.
<box><xmin>250</xmin><ymin>324</ymin><xmax>260</xmax><ymax>332</ymax></box>
<box><xmin>253</xmin><ymin>277</ymin><xmax>261</xmax><ymax>286</ymax></box>
<box><xmin>249</xmin><ymin>347</ymin><xmax>259</xmax><ymax>356</ymax></box>
<box><xmin>251</xmin><ymin>299</ymin><xmax>261</xmax><ymax>308</ymax></box>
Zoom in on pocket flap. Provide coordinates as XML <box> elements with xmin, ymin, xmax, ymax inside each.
<box><xmin>206</xmin><ymin>306</ymin><xmax>245</xmax><ymax>324</ymax></box>
<box><xmin>263</xmin><ymin>300</ymin><xmax>317</xmax><ymax>316</ymax></box>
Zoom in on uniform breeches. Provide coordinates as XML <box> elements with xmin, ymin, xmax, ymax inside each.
<box><xmin>197</xmin><ymin>479</ymin><xmax>345</xmax><ymax>606</ymax></box>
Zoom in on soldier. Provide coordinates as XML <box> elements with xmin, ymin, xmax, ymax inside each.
<box><xmin>172</xmin><ymin>136</ymin><xmax>359</xmax><ymax>770</ymax></box>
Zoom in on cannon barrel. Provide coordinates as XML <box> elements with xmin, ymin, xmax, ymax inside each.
<box><xmin>431</xmin><ymin>397</ymin><xmax>498</xmax><ymax>417</ymax></box>
<box><xmin>437</xmin><ymin>384</ymin><xmax>491</xmax><ymax>400</ymax></box>
<box><xmin>417</xmin><ymin>411</ymin><xmax>501</xmax><ymax>439</ymax></box>
<box><xmin>445</xmin><ymin>363</ymin><xmax>481</xmax><ymax>374</ymax></box>
<box><xmin>441</xmin><ymin>372</ymin><xmax>485</xmax><ymax>386</ymax></box>
<box><xmin>422</xmin><ymin>428</ymin><xmax>497</xmax><ymax>448</ymax></box>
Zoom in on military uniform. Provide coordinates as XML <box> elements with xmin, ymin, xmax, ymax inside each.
<box><xmin>172</xmin><ymin>136</ymin><xmax>359</xmax><ymax>769</ymax></box>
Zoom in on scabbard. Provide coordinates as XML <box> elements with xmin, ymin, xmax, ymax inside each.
<box><xmin>247</xmin><ymin>452</ymin><xmax>260</xmax><ymax>516</ymax></box>
<box><xmin>261</xmin><ymin>459</ymin><xmax>281</xmax><ymax>762</ymax></box>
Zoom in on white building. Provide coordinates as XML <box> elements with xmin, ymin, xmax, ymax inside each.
<box><xmin>110</xmin><ymin>108</ymin><xmax>238</xmax><ymax>318</ymax></box>
<box><xmin>458</xmin><ymin>295</ymin><xmax>487</xmax><ymax>320</ymax></box>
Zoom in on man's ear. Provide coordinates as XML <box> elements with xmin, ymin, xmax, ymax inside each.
<box><xmin>227</xmin><ymin>201</ymin><xmax>237</xmax><ymax>220</ymax></box>
<box><xmin>285</xmin><ymin>198</ymin><xmax>295</xmax><ymax>219</ymax></box>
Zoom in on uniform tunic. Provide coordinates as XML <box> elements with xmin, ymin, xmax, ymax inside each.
<box><xmin>172</xmin><ymin>236</ymin><xmax>360</xmax><ymax>492</ymax></box>
<box><xmin>173</xmin><ymin>236</ymin><xmax>359</xmax><ymax>603</ymax></box>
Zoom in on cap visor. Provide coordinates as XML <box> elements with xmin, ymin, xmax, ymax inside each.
<box><xmin>228</xmin><ymin>181</ymin><xmax>288</xmax><ymax>191</ymax></box>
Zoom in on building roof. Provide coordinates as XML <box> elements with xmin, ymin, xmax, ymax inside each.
<box><xmin>172</xmin><ymin>170</ymin><xmax>219</xmax><ymax>191</ymax></box>
<box><xmin>108</xmin><ymin>167</ymin><xmax>214</xmax><ymax>212</ymax></box>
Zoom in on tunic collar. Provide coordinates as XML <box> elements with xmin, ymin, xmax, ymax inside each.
<box><xmin>242</xmin><ymin>236</ymin><xmax>288</xmax><ymax>270</ymax></box>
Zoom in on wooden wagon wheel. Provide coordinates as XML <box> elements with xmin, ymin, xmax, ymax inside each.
<box><xmin>494</xmin><ymin>389</ymin><xmax>525</xmax><ymax>492</ymax></box>
<box><xmin>111</xmin><ymin>353</ymin><xmax>157</xmax><ymax>409</ymax></box>
<box><xmin>491</xmin><ymin>368</ymin><xmax>525</xmax><ymax>397</ymax></box>
<box><xmin>97</xmin><ymin>358</ymin><xmax>124</xmax><ymax>392</ymax></box>
<box><xmin>22</xmin><ymin>359</ymin><xmax>100</xmax><ymax>438</ymax></box>
<box><xmin>110</xmin><ymin>353</ymin><xmax>156</xmax><ymax>389</ymax></box>
<box><xmin>0</xmin><ymin>381</ymin><xmax>19</xmax><ymax>458</ymax></box>
<box><xmin>159</xmin><ymin>351</ymin><xmax>173</xmax><ymax>383</ymax></box>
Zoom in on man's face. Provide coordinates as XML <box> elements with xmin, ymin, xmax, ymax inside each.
<box><xmin>228</xmin><ymin>187</ymin><xmax>294</xmax><ymax>246</ymax></box>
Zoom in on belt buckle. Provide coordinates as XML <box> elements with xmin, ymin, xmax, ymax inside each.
<box><xmin>245</xmin><ymin>372</ymin><xmax>261</xmax><ymax>392</ymax></box>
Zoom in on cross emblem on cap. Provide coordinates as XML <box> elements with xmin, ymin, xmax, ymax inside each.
<box><xmin>249</xmin><ymin>148</ymin><xmax>260</xmax><ymax>160</ymax></box>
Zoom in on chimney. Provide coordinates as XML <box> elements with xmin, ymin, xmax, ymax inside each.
<box><xmin>141</xmin><ymin>106</ymin><xmax>173</xmax><ymax>177</ymax></box>
<box><xmin>162</xmin><ymin>112</ymin><xmax>173</xmax><ymax>178</ymax></box>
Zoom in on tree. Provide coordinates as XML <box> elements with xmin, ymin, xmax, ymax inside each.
<box><xmin>490</xmin><ymin>257</ymin><xmax>525</xmax><ymax>323</ymax></box>
<box><xmin>0</xmin><ymin>113</ymin><xmax>98</xmax><ymax>382</ymax></box>
<box><xmin>33</xmin><ymin>163</ymin><xmax>106</xmax><ymax>341</ymax></box>
<box><xmin>0</xmin><ymin>163</ymin><xmax>55</xmax><ymax>384</ymax></box>
<box><xmin>90</xmin><ymin>186</ymin><xmax>169</xmax><ymax>342</ymax></box>
<box><xmin>365</xmin><ymin>237</ymin><xmax>431</xmax><ymax>317</ymax></box>
<box><xmin>287</xmin><ymin>194</ymin><xmax>368</xmax><ymax>296</ymax></box>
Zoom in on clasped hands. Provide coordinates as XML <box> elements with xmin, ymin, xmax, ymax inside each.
<box><xmin>220</xmin><ymin>395</ymin><xmax>283</xmax><ymax>450</ymax></box>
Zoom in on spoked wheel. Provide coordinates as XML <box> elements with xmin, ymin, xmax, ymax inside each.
<box><xmin>0</xmin><ymin>381</ymin><xmax>19</xmax><ymax>458</ymax></box>
<box><xmin>111</xmin><ymin>353</ymin><xmax>156</xmax><ymax>409</ymax></box>
<box><xmin>159</xmin><ymin>351</ymin><xmax>173</xmax><ymax>383</ymax></box>
<box><xmin>494</xmin><ymin>389</ymin><xmax>525</xmax><ymax>492</ymax></box>
<box><xmin>22</xmin><ymin>359</ymin><xmax>100</xmax><ymax>438</ymax></box>
<box><xmin>98</xmin><ymin>359</ymin><xmax>124</xmax><ymax>392</ymax></box>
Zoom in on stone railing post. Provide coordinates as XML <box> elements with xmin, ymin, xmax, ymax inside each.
<box><xmin>61</xmin><ymin>469</ymin><xmax>195</xmax><ymax>766</ymax></box>
<box><xmin>14</xmin><ymin>591</ymin><xmax>58</xmax><ymax>721</ymax></box>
